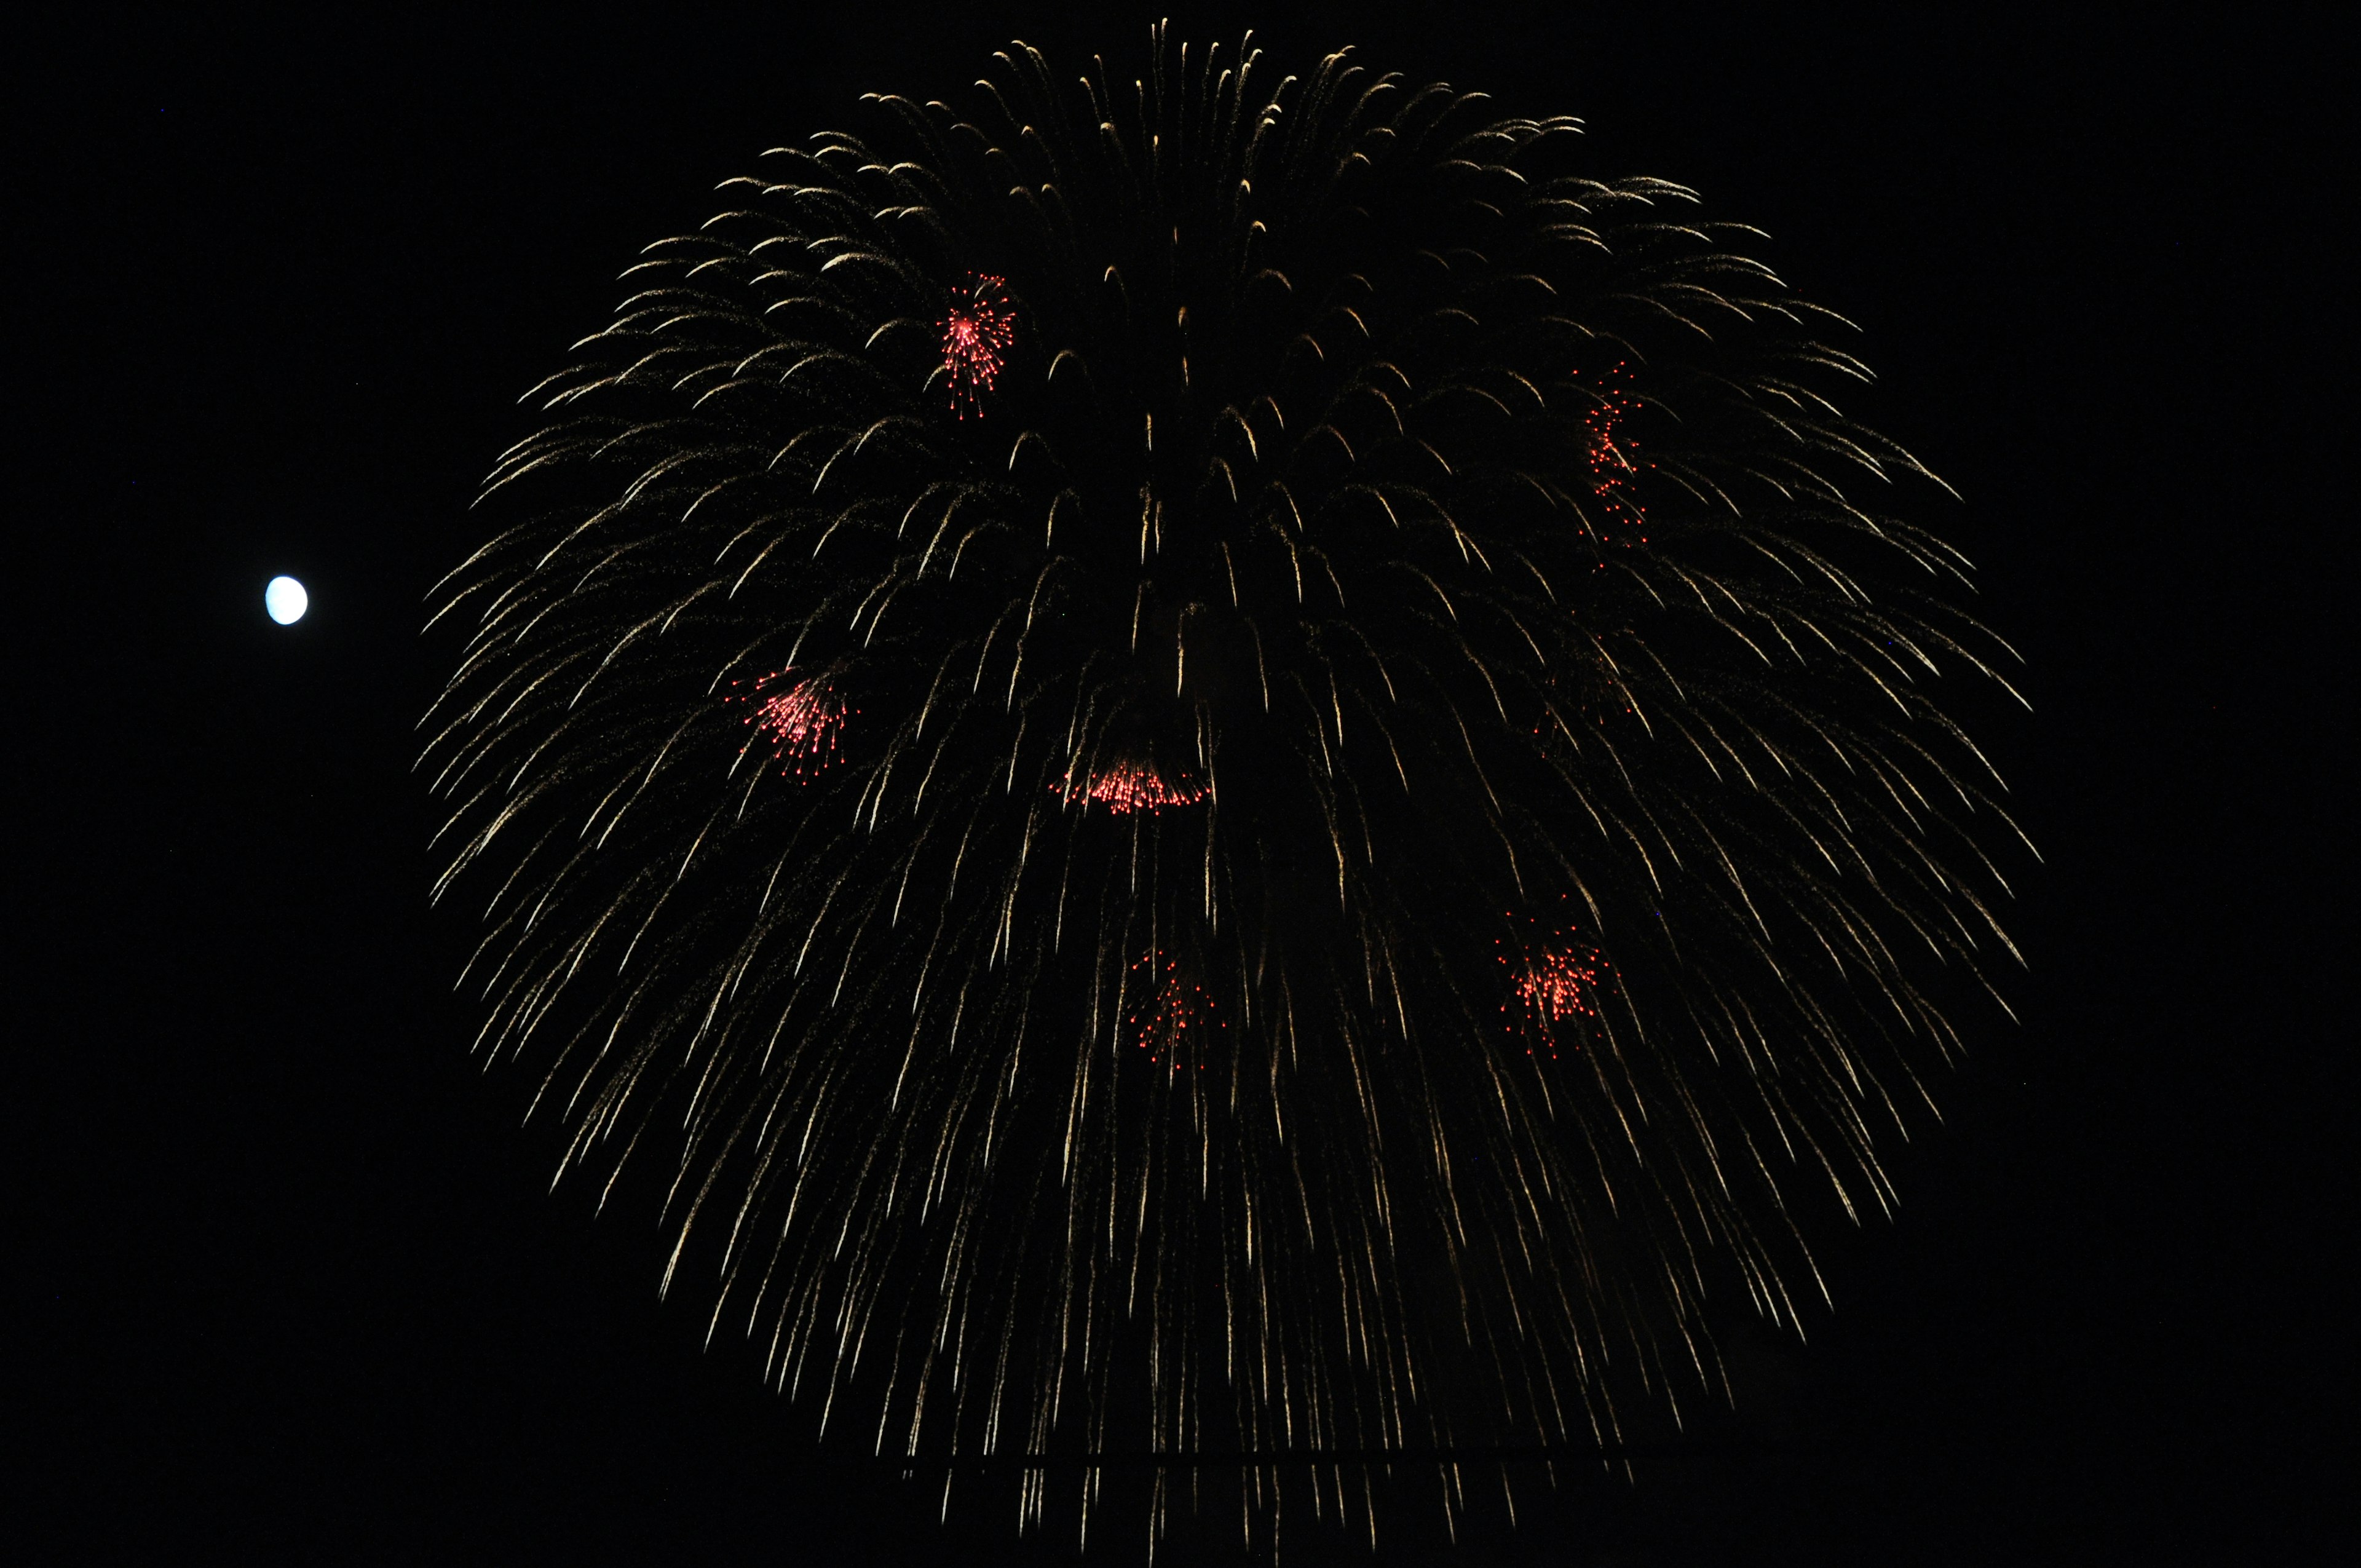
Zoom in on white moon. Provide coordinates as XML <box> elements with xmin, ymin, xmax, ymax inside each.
<box><xmin>265</xmin><ymin>576</ymin><xmax>309</xmax><ymax>625</ymax></box>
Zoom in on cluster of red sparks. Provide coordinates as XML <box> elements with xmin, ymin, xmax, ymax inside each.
<box><xmin>1128</xmin><ymin>952</ymin><xmax>1217</xmax><ymax>1069</ymax></box>
<box><xmin>1517</xmin><ymin>947</ymin><xmax>1604</xmax><ymax>1021</ymax></box>
<box><xmin>1498</xmin><ymin>909</ymin><xmax>1611</xmax><ymax>1060</ymax></box>
<box><xmin>1577</xmin><ymin>360</ymin><xmax>1650</xmax><ymax>552</ymax></box>
<box><xmin>1057</xmin><ymin>761</ymin><xmax>1208</xmax><ymax>815</ymax></box>
<box><xmin>939</xmin><ymin>273</ymin><xmax>1016</xmax><ymax>418</ymax></box>
<box><xmin>730</xmin><ymin>670</ymin><xmax>850</xmax><ymax>779</ymax></box>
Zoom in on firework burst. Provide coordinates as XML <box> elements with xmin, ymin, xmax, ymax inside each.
<box><xmin>939</xmin><ymin>272</ymin><xmax>1015</xmax><ymax>418</ymax></box>
<box><xmin>734</xmin><ymin>670</ymin><xmax>850</xmax><ymax>778</ymax></box>
<box><xmin>1062</xmin><ymin>759</ymin><xmax>1208</xmax><ymax>815</ymax></box>
<box><xmin>424</xmin><ymin>28</ymin><xmax>2026</xmax><ymax>1554</ymax></box>
<box><xmin>1127</xmin><ymin>951</ymin><xmax>1218</xmax><ymax>1069</ymax></box>
<box><xmin>1500</xmin><ymin>905</ymin><xmax>1612</xmax><ymax>1061</ymax></box>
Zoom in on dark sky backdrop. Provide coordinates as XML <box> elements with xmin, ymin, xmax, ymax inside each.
<box><xmin>13</xmin><ymin>5</ymin><xmax>2346</xmax><ymax>1562</ymax></box>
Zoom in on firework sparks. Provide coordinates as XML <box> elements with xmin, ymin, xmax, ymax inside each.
<box><xmin>1578</xmin><ymin>359</ymin><xmax>1650</xmax><ymax>551</ymax></box>
<box><xmin>1583</xmin><ymin>362</ymin><xmax>1641</xmax><ymax>495</ymax></box>
<box><xmin>1057</xmin><ymin>760</ymin><xmax>1208</xmax><ymax>815</ymax></box>
<box><xmin>732</xmin><ymin>671</ymin><xmax>848</xmax><ymax>778</ymax></box>
<box><xmin>1517</xmin><ymin>946</ymin><xmax>1604</xmax><ymax>1023</ymax></box>
<box><xmin>940</xmin><ymin>273</ymin><xmax>1014</xmax><ymax>418</ymax></box>
<box><xmin>424</xmin><ymin>28</ymin><xmax>2026</xmax><ymax>1556</ymax></box>
<box><xmin>1128</xmin><ymin>952</ymin><xmax>1217</xmax><ymax>1068</ymax></box>
<box><xmin>1501</xmin><ymin>916</ymin><xmax>1610</xmax><ymax>1060</ymax></box>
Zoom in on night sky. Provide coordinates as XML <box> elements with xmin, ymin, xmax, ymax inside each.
<box><xmin>15</xmin><ymin>7</ymin><xmax>2346</xmax><ymax>1561</ymax></box>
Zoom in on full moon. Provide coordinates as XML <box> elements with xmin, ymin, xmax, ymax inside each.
<box><xmin>264</xmin><ymin>576</ymin><xmax>308</xmax><ymax>625</ymax></box>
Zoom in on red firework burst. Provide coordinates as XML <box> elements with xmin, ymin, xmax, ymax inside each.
<box><xmin>940</xmin><ymin>273</ymin><xmax>1016</xmax><ymax>418</ymax></box>
<box><xmin>1056</xmin><ymin>760</ymin><xmax>1208</xmax><ymax>815</ymax></box>
<box><xmin>1498</xmin><ymin>908</ymin><xmax>1612</xmax><ymax>1060</ymax></box>
<box><xmin>1128</xmin><ymin>952</ymin><xmax>1217</xmax><ymax>1069</ymax></box>
<box><xmin>1576</xmin><ymin>360</ymin><xmax>1650</xmax><ymax>552</ymax></box>
<box><xmin>731</xmin><ymin>670</ymin><xmax>850</xmax><ymax>778</ymax></box>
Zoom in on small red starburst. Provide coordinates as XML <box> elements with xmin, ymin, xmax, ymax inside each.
<box><xmin>1574</xmin><ymin>359</ymin><xmax>1650</xmax><ymax>553</ymax></box>
<box><xmin>1516</xmin><ymin>947</ymin><xmax>1604</xmax><ymax>1023</ymax></box>
<box><xmin>1127</xmin><ymin>951</ymin><xmax>1218</xmax><ymax>1070</ymax></box>
<box><xmin>730</xmin><ymin>670</ymin><xmax>850</xmax><ymax>779</ymax></box>
<box><xmin>1583</xmin><ymin>379</ymin><xmax>1638</xmax><ymax>496</ymax></box>
<box><xmin>1056</xmin><ymin>760</ymin><xmax>1208</xmax><ymax>815</ymax></box>
<box><xmin>1498</xmin><ymin>905</ymin><xmax>1613</xmax><ymax>1060</ymax></box>
<box><xmin>940</xmin><ymin>273</ymin><xmax>1016</xmax><ymax>418</ymax></box>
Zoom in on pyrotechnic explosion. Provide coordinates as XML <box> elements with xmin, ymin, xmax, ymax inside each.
<box><xmin>424</xmin><ymin>28</ymin><xmax>2026</xmax><ymax>1553</ymax></box>
<box><xmin>1499</xmin><ymin>903</ymin><xmax>1613</xmax><ymax>1062</ymax></box>
<box><xmin>940</xmin><ymin>273</ymin><xmax>1016</xmax><ymax>418</ymax></box>
<box><xmin>1063</xmin><ymin>760</ymin><xmax>1208</xmax><ymax>815</ymax></box>
<box><xmin>1128</xmin><ymin>951</ymin><xmax>1217</xmax><ymax>1069</ymax></box>
<box><xmin>733</xmin><ymin>670</ymin><xmax>850</xmax><ymax>778</ymax></box>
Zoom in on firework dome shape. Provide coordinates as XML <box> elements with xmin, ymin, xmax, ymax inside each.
<box><xmin>424</xmin><ymin>31</ymin><xmax>2025</xmax><ymax>1550</ymax></box>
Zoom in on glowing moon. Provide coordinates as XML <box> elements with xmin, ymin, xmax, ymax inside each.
<box><xmin>265</xmin><ymin>576</ymin><xmax>308</xmax><ymax>625</ymax></box>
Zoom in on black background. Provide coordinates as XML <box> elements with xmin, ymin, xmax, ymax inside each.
<box><xmin>12</xmin><ymin>4</ymin><xmax>2347</xmax><ymax>1561</ymax></box>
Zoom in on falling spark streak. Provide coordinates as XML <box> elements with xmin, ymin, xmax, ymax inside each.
<box><xmin>423</xmin><ymin>26</ymin><xmax>2026</xmax><ymax>1558</ymax></box>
